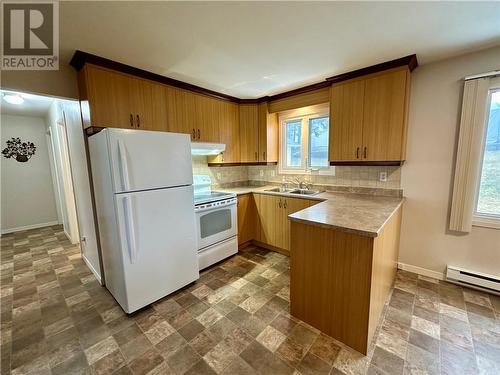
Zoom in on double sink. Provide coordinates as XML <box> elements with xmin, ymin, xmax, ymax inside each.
<box><xmin>264</xmin><ymin>187</ymin><xmax>321</xmax><ymax>196</ymax></box>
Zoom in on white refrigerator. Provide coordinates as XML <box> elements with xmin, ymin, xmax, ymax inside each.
<box><xmin>89</xmin><ymin>128</ymin><xmax>199</xmax><ymax>313</ymax></box>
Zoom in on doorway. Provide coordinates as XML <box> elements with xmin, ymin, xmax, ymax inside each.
<box><xmin>0</xmin><ymin>90</ymin><xmax>102</xmax><ymax>283</ymax></box>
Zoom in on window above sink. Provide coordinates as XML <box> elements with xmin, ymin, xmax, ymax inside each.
<box><xmin>278</xmin><ymin>104</ymin><xmax>335</xmax><ymax>176</ymax></box>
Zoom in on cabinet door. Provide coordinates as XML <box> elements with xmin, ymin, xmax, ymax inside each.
<box><xmin>258</xmin><ymin>102</ymin><xmax>278</xmax><ymax>162</ymax></box>
<box><xmin>362</xmin><ymin>68</ymin><xmax>409</xmax><ymax>161</ymax></box>
<box><xmin>166</xmin><ymin>87</ymin><xmax>196</xmax><ymax>139</ymax></box>
<box><xmin>143</xmin><ymin>82</ymin><xmax>169</xmax><ymax>132</ymax></box>
<box><xmin>239</xmin><ymin>104</ymin><xmax>259</xmax><ymax>163</ymax></box>
<box><xmin>86</xmin><ymin>65</ymin><xmax>134</xmax><ymax>129</ymax></box>
<box><xmin>237</xmin><ymin>194</ymin><xmax>256</xmax><ymax>245</ymax></box>
<box><xmin>208</xmin><ymin>101</ymin><xmax>240</xmax><ymax>164</ymax></box>
<box><xmin>195</xmin><ymin>95</ymin><xmax>219</xmax><ymax>142</ymax></box>
<box><xmin>255</xmin><ymin>194</ymin><xmax>279</xmax><ymax>246</ymax></box>
<box><xmin>282</xmin><ymin>197</ymin><xmax>312</xmax><ymax>252</ymax></box>
<box><xmin>329</xmin><ymin>80</ymin><xmax>365</xmax><ymax>161</ymax></box>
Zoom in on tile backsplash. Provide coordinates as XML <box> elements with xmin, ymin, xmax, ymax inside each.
<box><xmin>192</xmin><ymin>156</ymin><xmax>401</xmax><ymax>191</ymax></box>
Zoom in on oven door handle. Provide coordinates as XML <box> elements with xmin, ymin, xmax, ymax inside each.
<box><xmin>194</xmin><ymin>201</ymin><xmax>237</xmax><ymax>213</ymax></box>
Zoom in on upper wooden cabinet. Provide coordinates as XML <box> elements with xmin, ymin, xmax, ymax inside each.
<box><xmin>165</xmin><ymin>86</ymin><xmax>195</xmax><ymax>137</ymax></box>
<box><xmin>79</xmin><ymin>64</ymin><xmax>168</xmax><ymax>131</ymax></box>
<box><xmin>329</xmin><ymin>67</ymin><xmax>411</xmax><ymax>164</ymax></box>
<box><xmin>239</xmin><ymin>104</ymin><xmax>260</xmax><ymax>162</ymax></box>
<box><xmin>329</xmin><ymin>80</ymin><xmax>365</xmax><ymax>162</ymax></box>
<box><xmin>258</xmin><ymin>103</ymin><xmax>278</xmax><ymax>163</ymax></box>
<box><xmin>239</xmin><ymin>103</ymin><xmax>278</xmax><ymax>164</ymax></box>
<box><xmin>208</xmin><ymin>101</ymin><xmax>240</xmax><ymax>164</ymax></box>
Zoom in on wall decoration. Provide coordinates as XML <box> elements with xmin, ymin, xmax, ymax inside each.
<box><xmin>2</xmin><ymin>137</ymin><xmax>36</xmax><ymax>162</ymax></box>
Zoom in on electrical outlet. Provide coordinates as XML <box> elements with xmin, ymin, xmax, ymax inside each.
<box><xmin>379</xmin><ymin>172</ymin><xmax>387</xmax><ymax>182</ymax></box>
<box><xmin>259</xmin><ymin>169</ymin><xmax>264</xmax><ymax>177</ymax></box>
<box><xmin>216</xmin><ymin>172</ymin><xmax>221</xmax><ymax>180</ymax></box>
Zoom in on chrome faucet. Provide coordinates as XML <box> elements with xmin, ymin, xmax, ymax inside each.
<box><xmin>292</xmin><ymin>177</ymin><xmax>309</xmax><ymax>190</ymax></box>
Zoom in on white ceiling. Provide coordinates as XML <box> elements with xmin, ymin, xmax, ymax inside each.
<box><xmin>60</xmin><ymin>2</ymin><xmax>500</xmax><ymax>98</ymax></box>
<box><xmin>0</xmin><ymin>91</ymin><xmax>54</xmax><ymax>117</ymax></box>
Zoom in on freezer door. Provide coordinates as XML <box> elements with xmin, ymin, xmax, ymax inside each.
<box><xmin>114</xmin><ymin>185</ymin><xmax>198</xmax><ymax>313</ymax></box>
<box><xmin>107</xmin><ymin>129</ymin><xmax>193</xmax><ymax>193</ymax></box>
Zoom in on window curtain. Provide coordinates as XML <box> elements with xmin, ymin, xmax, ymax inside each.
<box><xmin>449</xmin><ymin>77</ymin><xmax>490</xmax><ymax>232</ymax></box>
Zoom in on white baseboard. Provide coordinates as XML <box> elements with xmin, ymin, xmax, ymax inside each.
<box><xmin>82</xmin><ymin>254</ymin><xmax>103</xmax><ymax>285</ymax></box>
<box><xmin>398</xmin><ymin>262</ymin><xmax>445</xmax><ymax>281</ymax></box>
<box><xmin>1</xmin><ymin>221</ymin><xmax>60</xmax><ymax>235</ymax></box>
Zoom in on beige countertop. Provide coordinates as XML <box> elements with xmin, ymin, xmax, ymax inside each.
<box><xmin>217</xmin><ymin>185</ymin><xmax>403</xmax><ymax>237</ymax></box>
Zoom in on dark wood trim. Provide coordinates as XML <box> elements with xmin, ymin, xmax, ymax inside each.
<box><xmin>85</xmin><ymin>126</ymin><xmax>105</xmax><ymax>137</ymax></box>
<box><xmin>207</xmin><ymin>162</ymin><xmax>278</xmax><ymax>167</ymax></box>
<box><xmin>265</xmin><ymin>81</ymin><xmax>332</xmax><ymax>102</ymax></box>
<box><xmin>70</xmin><ymin>50</ymin><xmax>241</xmax><ymax>103</ymax></box>
<box><xmin>329</xmin><ymin>160</ymin><xmax>405</xmax><ymax>166</ymax></box>
<box><xmin>70</xmin><ymin>50</ymin><xmax>417</xmax><ymax>106</ymax></box>
<box><xmin>326</xmin><ymin>55</ymin><xmax>418</xmax><ymax>84</ymax></box>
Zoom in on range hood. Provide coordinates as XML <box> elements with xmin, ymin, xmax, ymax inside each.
<box><xmin>190</xmin><ymin>142</ymin><xmax>226</xmax><ymax>155</ymax></box>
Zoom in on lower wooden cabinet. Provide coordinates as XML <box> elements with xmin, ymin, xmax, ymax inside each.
<box><xmin>237</xmin><ymin>193</ymin><xmax>316</xmax><ymax>252</ymax></box>
<box><xmin>254</xmin><ymin>194</ymin><xmax>316</xmax><ymax>253</ymax></box>
<box><xmin>237</xmin><ymin>194</ymin><xmax>257</xmax><ymax>245</ymax></box>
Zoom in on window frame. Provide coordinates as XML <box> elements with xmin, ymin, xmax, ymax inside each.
<box><xmin>472</xmin><ymin>76</ymin><xmax>500</xmax><ymax>230</ymax></box>
<box><xmin>278</xmin><ymin>104</ymin><xmax>333</xmax><ymax>175</ymax></box>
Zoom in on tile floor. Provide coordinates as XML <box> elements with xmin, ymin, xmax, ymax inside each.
<box><xmin>1</xmin><ymin>225</ymin><xmax>499</xmax><ymax>375</ymax></box>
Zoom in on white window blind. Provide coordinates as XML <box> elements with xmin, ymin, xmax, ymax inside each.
<box><xmin>449</xmin><ymin>77</ymin><xmax>491</xmax><ymax>232</ymax></box>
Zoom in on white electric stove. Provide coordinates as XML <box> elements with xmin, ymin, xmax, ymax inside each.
<box><xmin>193</xmin><ymin>175</ymin><xmax>238</xmax><ymax>270</ymax></box>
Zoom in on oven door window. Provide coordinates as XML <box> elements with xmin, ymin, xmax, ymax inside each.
<box><xmin>200</xmin><ymin>209</ymin><xmax>232</xmax><ymax>238</ymax></box>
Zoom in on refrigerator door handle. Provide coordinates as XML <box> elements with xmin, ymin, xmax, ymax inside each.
<box><xmin>117</xmin><ymin>139</ymin><xmax>131</xmax><ymax>191</ymax></box>
<box><xmin>123</xmin><ymin>196</ymin><xmax>138</xmax><ymax>263</ymax></box>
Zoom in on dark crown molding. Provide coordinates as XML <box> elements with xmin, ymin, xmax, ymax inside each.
<box><xmin>325</xmin><ymin>54</ymin><xmax>418</xmax><ymax>84</ymax></box>
<box><xmin>70</xmin><ymin>51</ymin><xmax>418</xmax><ymax>104</ymax></box>
<box><xmin>70</xmin><ymin>50</ymin><xmax>241</xmax><ymax>103</ymax></box>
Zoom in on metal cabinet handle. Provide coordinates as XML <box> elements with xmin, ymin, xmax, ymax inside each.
<box><xmin>221</xmin><ymin>152</ymin><xmax>224</xmax><ymax>162</ymax></box>
<box><xmin>364</xmin><ymin>147</ymin><xmax>367</xmax><ymax>159</ymax></box>
<box><xmin>192</xmin><ymin>129</ymin><xmax>196</xmax><ymax>139</ymax></box>
<box><xmin>263</xmin><ymin>151</ymin><xmax>266</xmax><ymax>160</ymax></box>
<box><xmin>278</xmin><ymin>199</ymin><xmax>282</xmax><ymax>208</ymax></box>
<box><xmin>197</xmin><ymin>129</ymin><xmax>201</xmax><ymax>139</ymax></box>
<box><xmin>129</xmin><ymin>114</ymin><xmax>134</xmax><ymax>127</ymax></box>
<box><xmin>283</xmin><ymin>200</ymin><xmax>287</xmax><ymax>209</ymax></box>
<box><xmin>356</xmin><ymin>147</ymin><xmax>360</xmax><ymax>159</ymax></box>
<box><xmin>136</xmin><ymin>114</ymin><xmax>140</xmax><ymax>128</ymax></box>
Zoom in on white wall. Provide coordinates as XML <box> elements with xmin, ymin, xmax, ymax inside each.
<box><xmin>46</xmin><ymin>102</ymin><xmax>80</xmax><ymax>244</ymax></box>
<box><xmin>400</xmin><ymin>45</ymin><xmax>500</xmax><ymax>278</ymax></box>
<box><xmin>1</xmin><ymin>114</ymin><xmax>59</xmax><ymax>232</ymax></box>
<box><xmin>61</xmin><ymin>100</ymin><xmax>102</xmax><ymax>283</ymax></box>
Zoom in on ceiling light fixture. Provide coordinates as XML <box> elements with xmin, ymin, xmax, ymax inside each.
<box><xmin>3</xmin><ymin>94</ymin><xmax>24</xmax><ymax>105</ymax></box>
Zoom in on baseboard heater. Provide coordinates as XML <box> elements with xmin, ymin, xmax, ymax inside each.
<box><xmin>446</xmin><ymin>265</ymin><xmax>500</xmax><ymax>295</ymax></box>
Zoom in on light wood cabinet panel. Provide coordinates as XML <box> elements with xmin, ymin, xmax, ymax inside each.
<box><xmin>255</xmin><ymin>194</ymin><xmax>279</xmax><ymax>246</ymax></box>
<box><xmin>282</xmin><ymin>197</ymin><xmax>313</xmax><ymax>252</ymax></box>
<box><xmin>362</xmin><ymin>68</ymin><xmax>409</xmax><ymax>161</ymax></box>
<box><xmin>165</xmin><ymin>86</ymin><xmax>196</xmax><ymax>139</ymax></box>
<box><xmin>145</xmin><ymin>82</ymin><xmax>169</xmax><ymax>132</ymax></box>
<box><xmin>194</xmin><ymin>94</ymin><xmax>219</xmax><ymax>142</ymax></box>
<box><xmin>83</xmin><ymin>65</ymin><xmax>169</xmax><ymax>132</ymax></box>
<box><xmin>237</xmin><ymin>194</ymin><xmax>257</xmax><ymax>245</ymax></box>
<box><xmin>328</xmin><ymin>67</ymin><xmax>410</xmax><ymax>163</ymax></box>
<box><xmin>239</xmin><ymin>104</ymin><xmax>259</xmax><ymax>162</ymax></box>
<box><xmin>329</xmin><ymin>80</ymin><xmax>365</xmax><ymax>161</ymax></box>
<box><xmin>268</xmin><ymin>86</ymin><xmax>330</xmax><ymax>113</ymax></box>
<box><xmin>254</xmin><ymin>194</ymin><xmax>316</xmax><ymax>253</ymax></box>
<box><xmin>258</xmin><ymin>103</ymin><xmax>279</xmax><ymax>162</ymax></box>
<box><xmin>85</xmin><ymin>65</ymin><xmax>134</xmax><ymax>129</ymax></box>
<box><xmin>208</xmin><ymin>101</ymin><xmax>240</xmax><ymax>164</ymax></box>
<box><xmin>290</xmin><ymin>206</ymin><xmax>402</xmax><ymax>354</ymax></box>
